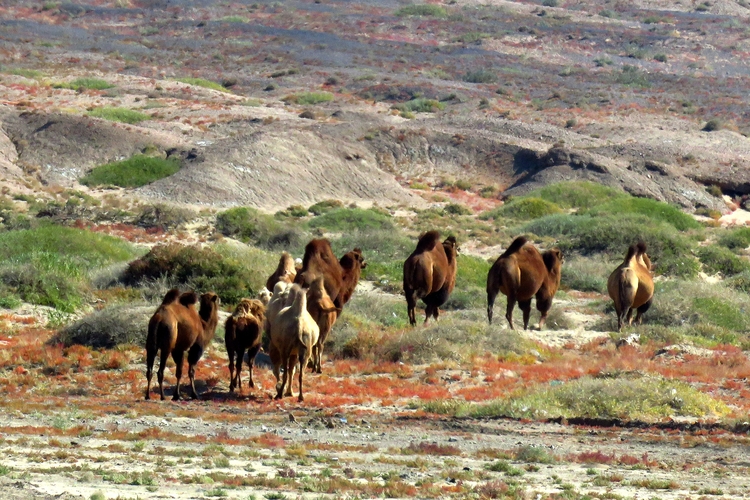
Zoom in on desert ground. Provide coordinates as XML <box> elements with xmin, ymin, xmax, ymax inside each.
<box><xmin>1</xmin><ymin>0</ymin><xmax>750</xmax><ymax>499</ymax></box>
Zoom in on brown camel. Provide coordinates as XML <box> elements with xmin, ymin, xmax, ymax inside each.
<box><xmin>295</xmin><ymin>239</ymin><xmax>366</xmax><ymax>310</ymax></box>
<box><xmin>145</xmin><ymin>289</ymin><xmax>220</xmax><ymax>400</ymax></box>
<box><xmin>403</xmin><ymin>231</ymin><xmax>459</xmax><ymax>326</ymax></box>
<box><xmin>486</xmin><ymin>236</ymin><xmax>564</xmax><ymax>330</ymax></box>
<box><xmin>266</xmin><ymin>252</ymin><xmax>297</xmax><ymax>291</ymax></box>
<box><xmin>607</xmin><ymin>242</ymin><xmax>654</xmax><ymax>331</ymax></box>
<box><xmin>225</xmin><ymin>298</ymin><xmax>266</xmax><ymax>393</ymax></box>
<box><xmin>306</xmin><ymin>277</ymin><xmax>340</xmax><ymax>373</ymax></box>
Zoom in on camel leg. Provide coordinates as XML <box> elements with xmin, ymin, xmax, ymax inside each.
<box><xmin>315</xmin><ymin>341</ymin><xmax>325</xmax><ymax>374</ymax></box>
<box><xmin>298</xmin><ymin>348</ymin><xmax>307</xmax><ymax>403</ymax></box>
<box><xmin>505</xmin><ymin>292</ymin><xmax>517</xmax><ymax>330</ymax></box>
<box><xmin>284</xmin><ymin>355</ymin><xmax>297</xmax><ymax>397</ymax></box>
<box><xmin>187</xmin><ymin>344</ymin><xmax>204</xmax><ymax>400</ymax></box>
<box><xmin>487</xmin><ymin>290</ymin><xmax>497</xmax><ymax>324</ymax></box>
<box><xmin>171</xmin><ymin>350</ymin><xmax>184</xmax><ymax>401</ymax></box>
<box><xmin>634</xmin><ymin>298</ymin><xmax>652</xmax><ymax>325</ymax></box>
<box><xmin>275</xmin><ymin>355</ymin><xmax>287</xmax><ymax>400</ymax></box>
<box><xmin>625</xmin><ymin>307</ymin><xmax>634</xmax><ymax>327</ymax></box>
<box><xmin>235</xmin><ymin>348</ymin><xmax>245</xmax><ymax>392</ymax></box>
<box><xmin>424</xmin><ymin>304</ymin><xmax>434</xmax><ymax>325</ymax></box>
<box><xmin>536</xmin><ymin>295</ymin><xmax>553</xmax><ymax>330</ymax></box>
<box><xmin>156</xmin><ymin>349</ymin><xmax>169</xmax><ymax>401</ymax></box>
<box><xmin>405</xmin><ymin>289</ymin><xmax>417</xmax><ymax>327</ymax></box>
<box><xmin>247</xmin><ymin>344</ymin><xmax>261</xmax><ymax>389</ymax></box>
<box><xmin>518</xmin><ymin>299</ymin><xmax>532</xmax><ymax>331</ymax></box>
<box><xmin>228</xmin><ymin>348</ymin><xmax>236</xmax><ymax>393</ymax></box>
<box><xmin>145</xmin><ymin>347</ymin><xmax>156</xmax><ymax>401</ymax></box>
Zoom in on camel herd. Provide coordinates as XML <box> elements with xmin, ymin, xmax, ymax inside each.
<box><xmin>144</xmin><ymin>233</ymin><xmax>655</xmax><ymax>402</ymax></box>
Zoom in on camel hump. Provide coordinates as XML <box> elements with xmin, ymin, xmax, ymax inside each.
<box><xmin>179</xmin><ymin>291</ymin><xmax>199</xmax><ymax>307</ymax></box>
<box><xmin>624</xmin><ymin>244</ymin><xmax>638</xmax><ymax>262</ymax></box>
<box><xmin>161</xmin><ymin>288</ymin><xmax>181</xmax><ymax>305</ymax></box>
<box><xmin>501</xmin><ymin>236</ymin><xmax>528</xmax><ymax>258</ymax></box>
<box><xmin>415</xmin><ymin>230</ymin><xmax>441</xmax><ymax>252</ymax></box>
<box><xmin>636</xmin><ymin>241</ymin><xmax>647</xmax><ymax>255</ymax></box>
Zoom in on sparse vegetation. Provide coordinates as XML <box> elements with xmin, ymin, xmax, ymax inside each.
<box><xmin>54</xmin><ymin>77</ymin><xmax>113</xmax><ymax>91</ymax></box>
<box><xmin>174</xmin><ymin>77</ymin><xmax>230</xmax><ymax>92</ymax></box>
<box><xmin>283</xmin><ymin>92</ymin><xmax>334</xmax><ymax>105</ymax></box>
<box><xmin>395</xmin><ymin>4</ymin><xmax>448</xmax><ymax>18</ymax></box>
<box><xmin>87</xmin><ymin>107</ymin><xmax>151</xmax><ymax>124</ymax></box>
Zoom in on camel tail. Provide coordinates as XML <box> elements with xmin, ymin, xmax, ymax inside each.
<box><xmin>146</xmin><ymin>316</ymin><xmax>159</xmax><ymax>355</ymax></box>
<box><xmin>409</xmin><ymin>261</ymin><xmax>431</xmax><ymax>299</ymax></box>
<box><xmin>623</xmin><ymin>244</ymin><xmax>638</xmax><ymax>263</ymax></box>
<box><xmin>618</xmin><ymin>270</ymin><xmax>635</xmax><ymax>320</ymax></box>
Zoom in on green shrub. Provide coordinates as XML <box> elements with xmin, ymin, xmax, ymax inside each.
<box><xmin>469</xmin><ymin>376</ymin><xmax>728</xmax><ymax>420</ymax></box>
<box><xmin>136</xmin><ymin>204</ymin><xmax>196</xmax><ymax>230</ymax></box>
<box><xmin>520</xmin><ymin>213</ymin><xmax>699</xmax><ymax>277</ymax></box>
<box><xmin>331</xmin><ymin>230</ymin><xmax>413</xmax><ymax>287</ymax></box>
<box><xmin>308</xmin><ymin>199</ymin><xmax>344</xmax><ymax>215</ymax></box>
<box><xmin>308</xmin><ymin>208</ymin><xmax>393</xmax><ymax>232</ymax></box>
<box><xmin>174</xmin><ymin>77</ymin><xmax>230</xmax><ymax>93</ymax></box>
<box><xmin>526</xmin><ymin>181</ymin><xmax>625</xmax><ymax>209</ymax></box>
<box><xmin>0</xmin><ymin>226</ymin><xmax>136</xmax><ymax>311</ymax></box>
<box><xmin>653</xmin><ymin>53</ymin><xmax>668</xmax><ymax>63</ymax></box>
<box><xmin>444</xmin><ymin>203</ymin><xmax>472</xmax><ymax>215</ymax></box>
<box><xmin>727</xmin><ymin>270</ymin><xmax>750</xmax><ymax>292</ymax></box>
<box><xmin>718</xmin><ymin>227</ymin><xmax>750</xmax><ymax>250</ymax></box>
<box><xmin>693</xmin><ymin>297</ymin><xmax>749</xmax><ymax>331</ymax></box>
<box><xmin>54</xmin><ymin>77</ymin><xmax>113</xmax><ymax>91</ymax></box>
<box><xmin>560</xmin><ymin>256</ymin><xmax>611</xmax><ymax>293</ymax></box>
<box><xmin>395</xmin><ymin>4</ymin><xmax>448</xmax><ymax>17</ymax></box>
<box><xmin>87</xmin><ymin>107</ymin><xmax>151</xmax><ymax>124</ymax></box>
<box><xmin>81</xmin><ymin>155</ymin><xmax>180</xmax><ymax>188</ymax></box>
<box><xmin>122</xmin><ymin>243</ymin><xmax>275</xmax><ymax>305</ymax></box>
<box><xmin>283</xmin><ymin>92</ymin><xmax>333</xmax><ymax>105</ymax></box>
<box><xmin>55</xmin><ymin>303</ymin><xmax>154</xmax><ymax>348</ymax></box>
<box><xmin>463</xmin><ymin>70</ymin><xmax>497</xmax><ymax>84</ymax></box>
<box><xmin>392</xmin><ymin>98</ymin><xmax>445</xmax><ymax>113</ymax></box>
<box><xmin>481</xmin><ymin>197</ymin><xmax>562</xmax><ymax>221</ymax></box>
<box><xmin>216</xmin><ymin>206</ymin><xmax>307</xmax><ymax>252</ymax></box>
<box><xmin>584</xmin><ymin>197</ymin><xmax>701</xmax><ymax>231</ymax></box>
<box><xmin>616</xmin><ymin>65</ymin><xmax>651</xmax><ymax>88</ymax></box>
<box><xmin>696</xmin><ymin>245</ymin><xmax>750</xmax><ymax>276</ymax></box>
<box><xmin>276</xmin><ymin>205</ymin><xmax>308</xmax><ymax>218</ymax></box>
<box><xmin>444</xmin><ymin>255</ymin><xmax>492</xmax><ymax>310</ymax></box>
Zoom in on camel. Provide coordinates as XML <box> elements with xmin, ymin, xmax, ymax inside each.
<box><xmin>145</xmin><ymin>289</ymin><xmax>220</xmax><ymax>400</ymax></box>
<box><xmin>266</xmin><ymin>252</ymin><xmax>297</xmax><ymax>291</ymax></box>
<box><xmin>403</xmin><ymin>231</ymin><xmax>459</xmax><ymax>326</ymax></box>
<box><xmin>225</xmin><ymin>298</ymin><xmax>266</xmax><ymax>393</ymax></box>
<box><xmin>337</xmin><ymin>248</ymin><xmax>367</xmax><ymax>307</ymax></box>
<box><xmin>306</xmin><ymin>276</ymin><xmax>339</xmax><ymax>373</ymax></box>
<box><xmin>294</xmin><ymin>239</ymin><xmax>366</xmax><ymax>310</ymax></box>
<box><xmin>268</xmin><ymin>284</ymin><xmax>320</xmax><ymax>402</ymax></box>
<box><xmin>486</xmin><ymin>236</ymin><xmax>564</xmax><ymax>330</ymax></box>
<box><xmin>607</xmin><ymin>242</ymin><xmax>654</xmax><ymax>331</ymax></box>
<box><xmin>265</xmin><ymin>281</ymin><xmax>297</xmax><ymax>397</ymax></box>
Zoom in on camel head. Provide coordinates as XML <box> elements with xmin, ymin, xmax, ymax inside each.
<box><xmin>258</xmin><ymin>287</ymin><xmax>272</xmax><ymax>305</ymax></box>
<box><xmin>198</xmin><ymin>292</ymin><xmax>221</xmax><ymax>322</ymax></box>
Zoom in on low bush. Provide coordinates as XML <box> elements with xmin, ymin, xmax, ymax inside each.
<box><xmin>174</xmin><ymin>77</ymin><xmax>230</xmax><ymax>93</ymax></box>
<box><xmin>308</xmin><ymin>208</ymin><xmax>393</xmax><ymax>232</ymax></box>
<box><xmin>696</xmin><ymin>245</ymin><xmax>750</xmax><ymax>276</ymax></box>
<box><xmin>136</xmin><ymin>204</ymin><xmax>197</xmax><ymax>230</ymax></box>
<box><xmin>216</xmin><ymin>206</ymin><xmax>308</xmax><ymax>252</ymax></box>
<box><xmin>469</xmin><ymin>376</ymin><xmax>728</xmax><ymax>420</ymax></box>
<box><xmin>122</xmin><ymin>242</ymin><xmax>276</xmax><ymax>305</ymax></box>
<box><xmin>395</xmin><ymin>4</ymin><xmax>448</xmax><ymax>17</ymax></box>
<box><xmin>702</xmin><ymin>119</ymin><xmax>723</xmax><ymax>132</ymax></box>
<box><xmin>520</xmin><ymin>213</ymin><xmax>699</xmax><ymax>277</ymax></box>
<box><xmin>87</xmin><ymin>107</ymin><xmax>151</xmax><ymax>124</ymax></box>
<box><xmin>55</xmin><ymin>303</ymin><xmax>154</xmax><ymax>348</ymax></box>
<box><xmin>392</xmin><ymin>98</ymin><xmax>445</xmax><ymax>113</ymax></box>
<box><xmin>308</xmin><ymin>199</ymin><xmax>344</xmax><ymax>215</ymax></box>
<box><xmin>584</xmin><ymin>197</ymin><xmax>701</xmax><ymax>231</ymax></box>
<box><xmin>81</xmin><ymin>155</ymin><xmax>180</xmax><ymax>188</ymax></box>
<box><xmin>444</xmin><ymin>203</ymin><xmax>472</xmax><ymax>215</ymax></box>
<box><xmin>526</xmin><ymin>181</ymin><xmax>625</xmax><ymax>209</ymax></box>
<box><xmin>481</xmin><ymin>197</ymin><xmax>562</xmax><ymax>221</ymax></box>
<box><xmin>463</xmin><ymin>70</ymin><xmax>497</xmax><ymax>84</ymax></box>
<box><xmin>283</xmin><ymin>92</ymin><xmax>333</xmax><ymax>105</ymax></box>
<box><xmin>560</xmin><ymin>256</ymin><xmax>611</xmax><ymax>293</ymax></box>
<box><xmin>54</xmin><ymin>77</ymin><xmax>113</xmax><ymax>91</ymax></box>
<box><xmin>718</xmin><ymin>227</ymin><xmax>750</xmax><ymax>251</ymax></box>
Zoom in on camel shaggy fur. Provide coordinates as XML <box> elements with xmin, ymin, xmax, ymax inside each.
<box><xmin>295</xmin><ymin>239</ymin><xmax>366</xmax><ymax>310</ymax></box>
<box><xmin>266</xmin><ymin>252</ymin><xmax>297</xmax><ymax>291</ymax></box>
<box><xmin>225</xmin><ymin>298</ymin><xmax>266</xmax><ymax>393</ymax></box>
<box><xmin>145</xmin><ymin>289</ymin><xmax>220</xmax><ymax>400</ymax></box>
<box><xmin>268</xmin><ymin>284</ymin><xmax>320</xmax><ymax>402</ymax></box>
<box><xmin>607</xmin><ymin>242</ymin><xmax>654</xmax><ymax>331</ymax></box>
<box><xmin>306</xmin><ymin>277</ymin><xmax>339</xmax><ymax>373</ymax></box>
<box><xmin>403</xmin><ymin>231</ymin><xmax>459</xmax><ymax>326</ymax></box>
<box><xmin>486</xmin><ymin>236</ymin><xmax>564</xmax><ymax>330</ymax></box>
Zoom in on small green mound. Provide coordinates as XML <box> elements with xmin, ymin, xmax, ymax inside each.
<box><xmin>0</xmin><ymin>226</ymin><xmax>137</xmax><ymax>312</ymax></box>
<box><xmin>308</xmin><ymin>208</ymin><xmax>393</xmax><ymax>232</ymax></box>
<box><xmin>585</xmin><ymin>197</ymin><xmax>701</xmax><ymax>231</ymax></box>
<box><xmin>718</xmin><ymin>227</ymin><xmax>750</xmax><ymax>251</ymax></box>
<box><xmin>54</xmin><ymin>77</ymin><xmax>113</xmax><ymax>91</ymax></box>
<box><xmin>308</xmin><ymin>199</ymin><xmax>344</xmax><ymax>215</ymax></box>
<box><xmin>122</xmin><ymin>243</ymin><xmax>276</xmax><ymax>305</ymax></box>
<box><xmin>392</xmin><ymin>98</ymin><xmax>445</xmax><ymax>113</ymax></box>
<box><xmin>87</xmin><ymin>107</ymin><xmax>151</xmax><ymax>124</ymax></box>
<box><xmin>283</xmin><ymin>92</ymin><xmax>333</xmax><ymax>105</ymax></box>
<box><xmin>174</xmin><ymin>77</ymin><xmax>230</xmax><ymax>93</ymax></box>
<box><xmin>80</xmin><ymin>155</ymin><xmax>180</xmax><ymax>188</ymax></box>
<box><xmin>215</xmin><ymin>206</ymin><xmax>308</xmax><ymax>252</ymax></box>
<box><xmin>526</xmin><ymin>181</ymin><xmax>626</xmax><ymax>209</ymax></box>
<box><xmin>468</xmin><ymin>376</ymin><xmax>728</xmax><ymax>420</ymax></box>
<box><xmin>395</xmin><ymin>4</ymin><xmax>448</xmax><ymax>17</ymax></box>
<box><xmin>56</xmin><ymin>303</ymin><xmax>154</xmax><ymax>348</ymax></box>
<box><xmin>697</xmin><ymin>245</ymin><xmax>750</xmax><ymax>276</ymax></box>
<box><xmin>481</xmin><ymin>197</ymin><xmax>562</xmax><ymax>221</ymax></box>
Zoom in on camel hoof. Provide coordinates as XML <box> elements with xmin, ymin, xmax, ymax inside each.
<box><xmin>298</xmin><ymin>395</ymin><xmax>304</xmax><ymax>402</ymax></box>
<box><xmin>145</xmin><ymin>393</ymin><xmax>150</xmax><ymax>401</ymax></box>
